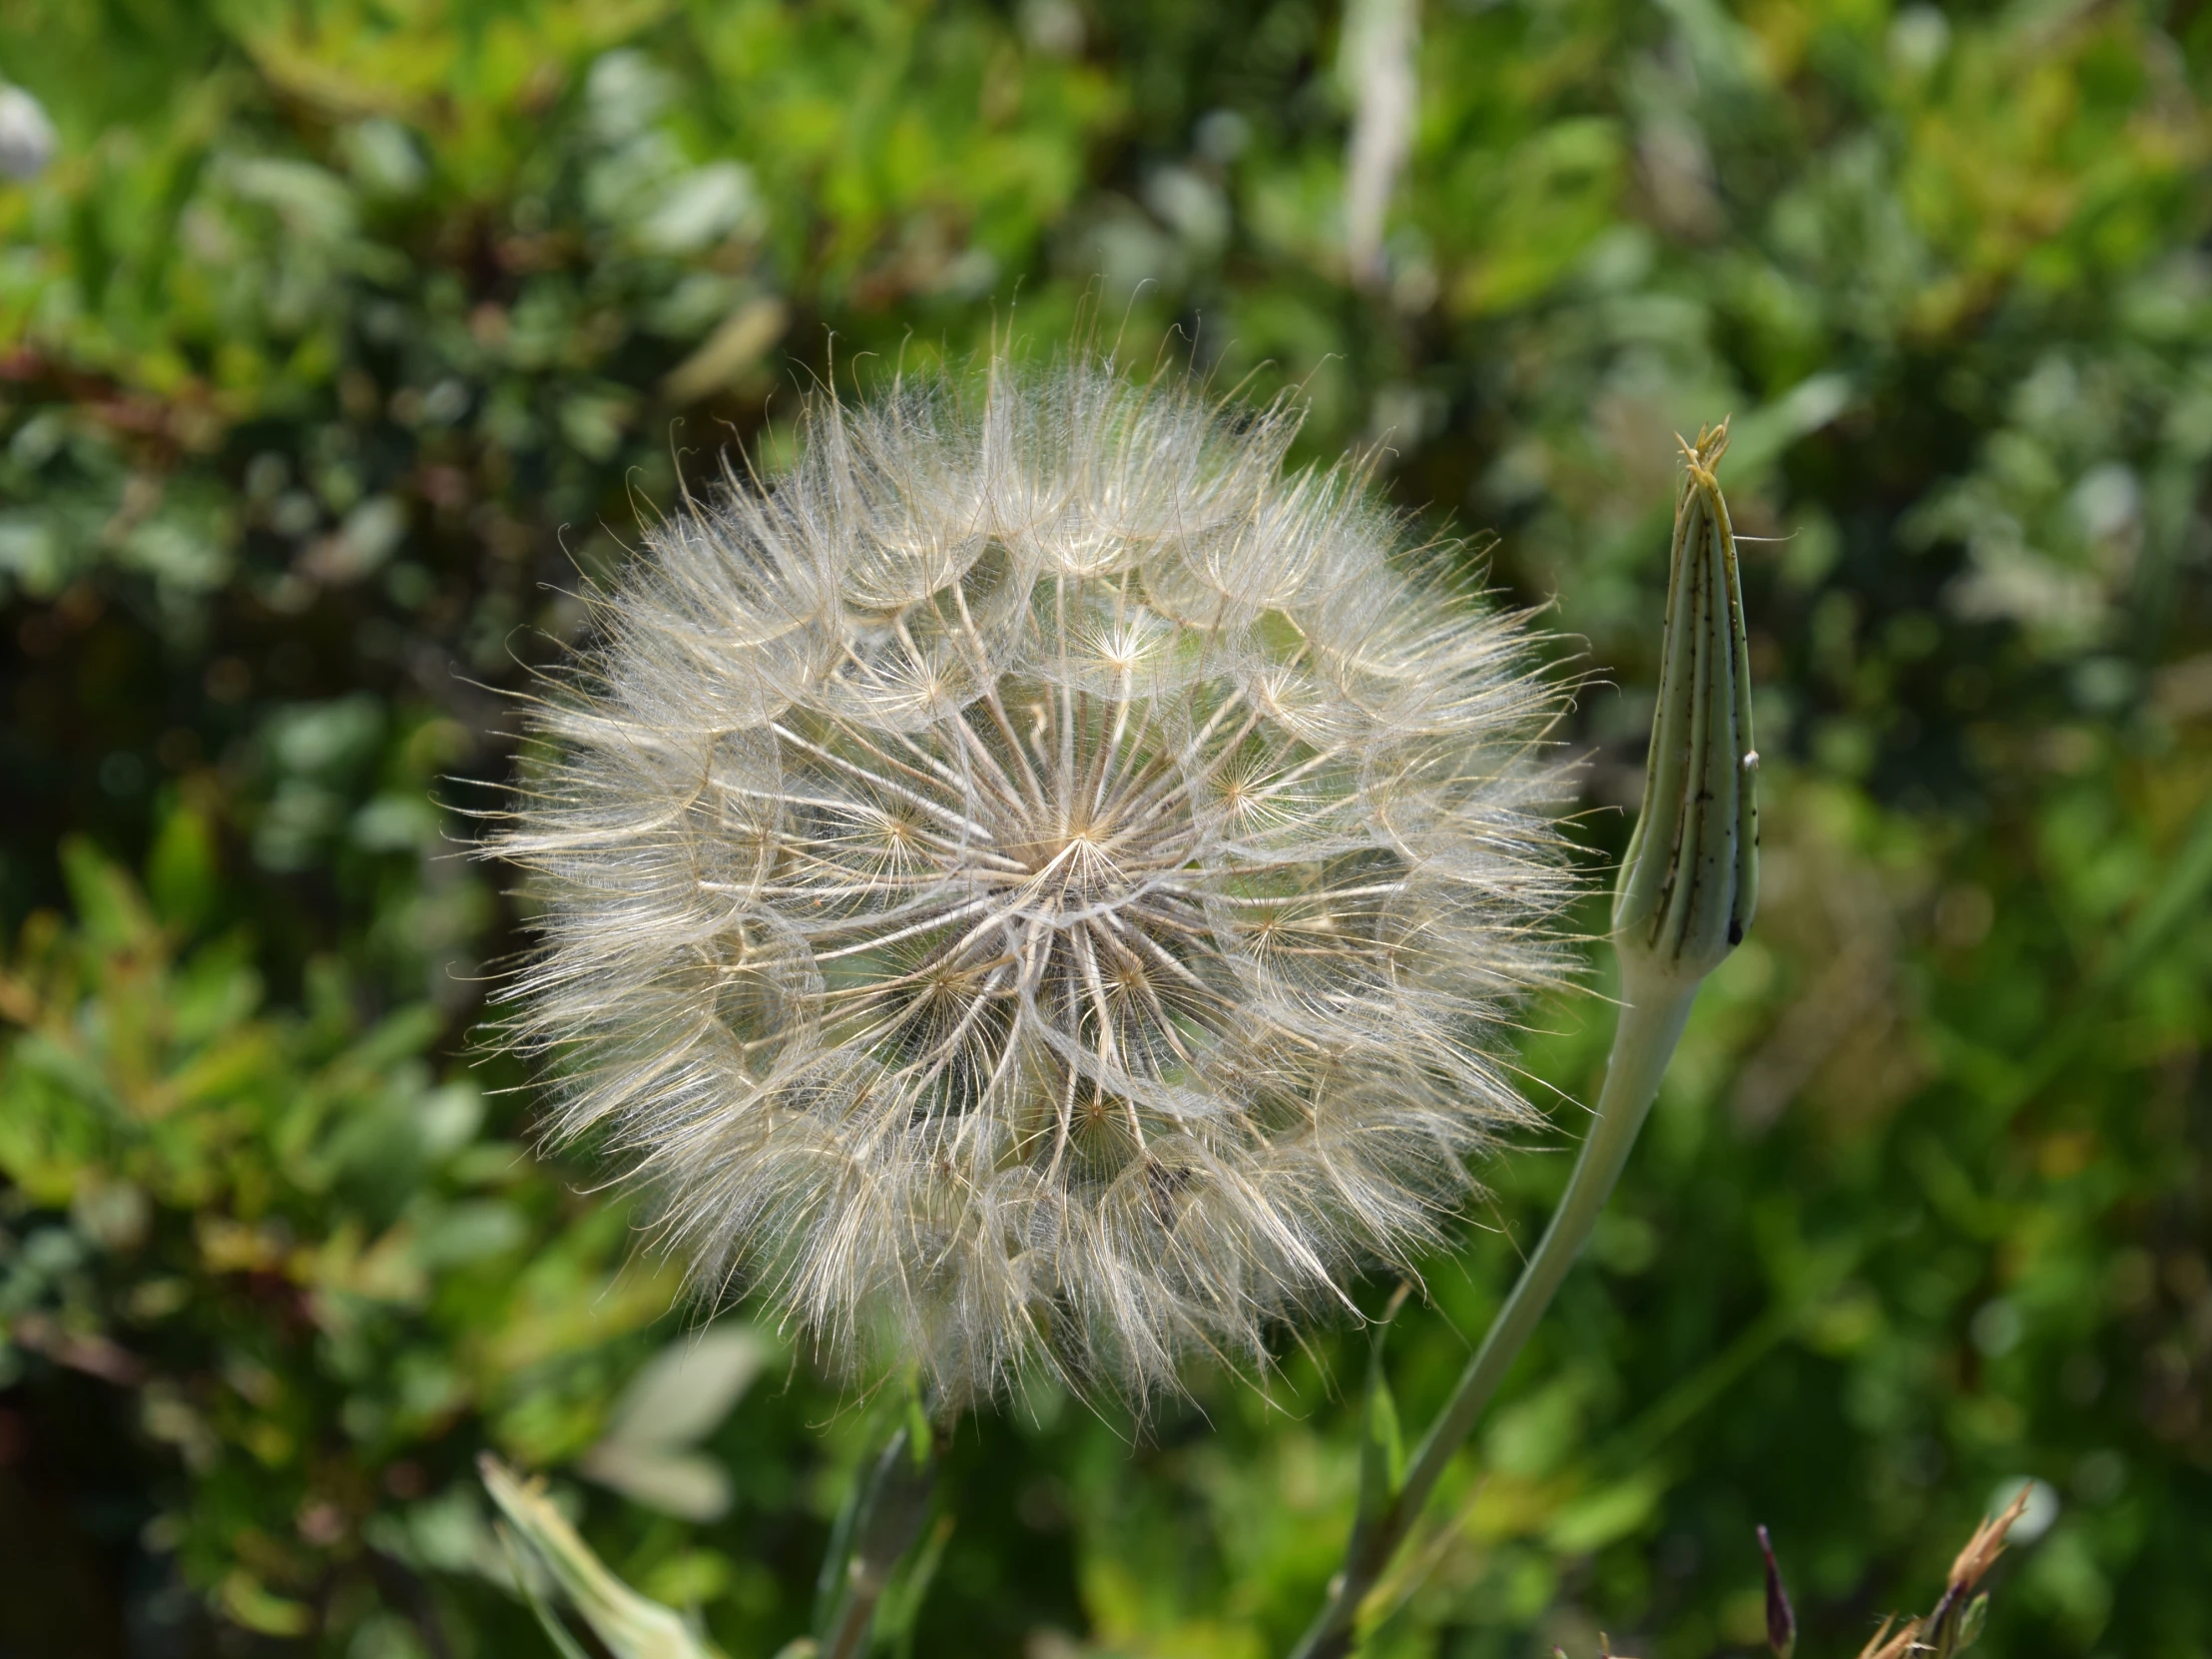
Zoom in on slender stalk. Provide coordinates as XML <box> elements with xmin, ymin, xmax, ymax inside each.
<box><xmin>1290</xmin><ymin>420</ymin><xmax>1755</xmax><ymax>1659</ymax></box>
<box><xmin>1288</xmin><ymin>971</ymin><xmax>1695</xmax><ymax>1659</ymax></box>
<box><xmin>1400</xmin><ymin>969</ymin><xmax>1695</xmax><ymax>1512</ymax></box>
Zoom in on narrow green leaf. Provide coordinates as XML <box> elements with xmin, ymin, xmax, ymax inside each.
<box><xmin>812</xmin><ymin>1446</ymin><xmax>868</xmax><ymax>1637</ymax></box>
<box><xmin>874</xmin><ymin>1513</ymin><xmax>955</xmax><ymax>1659</ymax></box>
<box><xmin>1351</xmin><ymin>1282</ymin><xmax>1411</xmax><ymax>1551</ymax></box>
<box><xmin>480</xmin><ymin>1454</ymin><xmax>723</xmax><ymax>1659</ymax></box>
<box><xmin>495</xmin><ymin>1521</ymin><xmax>598</xmax><ymax>1659</ymax></box>
<box><xmin>1954</xmin><ymin>1592</ymin><xmax>1989</xmax><ymax>1651</ymax></box>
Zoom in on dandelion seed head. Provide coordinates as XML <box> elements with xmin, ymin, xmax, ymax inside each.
<box><xmin>495</xmin><ymin>356</ymin><xmax>1578</xmax><ymax>1403</ymax></box>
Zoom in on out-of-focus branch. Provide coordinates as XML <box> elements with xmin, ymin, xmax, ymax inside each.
<box><xmin>1342</xmin><ymin>0</ymin><xmax>1419</xmax><ymax>288</ymax></box>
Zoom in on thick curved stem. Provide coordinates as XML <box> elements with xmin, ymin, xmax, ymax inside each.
<box><xmin>1288</xmin><ymin>973</ymin><xmax>1698</xmax><ymax>1659</ymax></box>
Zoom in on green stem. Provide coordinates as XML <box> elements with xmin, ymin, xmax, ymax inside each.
<box><xmin>1288</xmin><ymin>972</ymin><xmax>1698</xmax><ymax>1659</ymax></box>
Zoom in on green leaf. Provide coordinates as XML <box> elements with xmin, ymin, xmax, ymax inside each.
<box><xmin>497</xmin><ymin>1521</ymin><xmax>599</xmax><ymax>1659</ymax></box>
<box><xmin>58</xmin><ymin>837</ymin><xmax>156</xmax><ymax>954</ymax></box>
<box><xmin>1954</xmin><ymin>1592</ymin><xmax>1989</xmax><ymax>1651</ymax></box>
<box><xmin>481</xmin><ymin>1454</ymin><xmax>726</xmax><ymax>1659</ymax></box>
<box><xmin>1543</xmin><ymin>1471</ymin><xmax>1665</xmax><ymax>1554</ymax></box>
<box><xmin>146</xmin><ymin>802</ymin><xmax>218</xmax><ymax>932</ymax></box>
<box><xmin>872</xmin><ymin>1513</ymin><xmax>955</xmax><ymax>1659</ymax></box>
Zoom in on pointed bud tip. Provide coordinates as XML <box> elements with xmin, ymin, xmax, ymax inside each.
<box><xmin>1614</xmin><ymin>420</ymin><xmax>1759</xmax><ymax>985</ymax></box>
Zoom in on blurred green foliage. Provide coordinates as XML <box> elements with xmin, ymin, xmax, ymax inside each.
<box><xmin>1</xmin><ymin>0</ymin><xmax>2208</xmax><ymax>1655</ymax></box>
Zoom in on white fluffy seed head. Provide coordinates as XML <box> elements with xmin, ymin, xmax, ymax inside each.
<box><xmin>493</xmin><ymin>356</ymin><xmax>1579</xmax><ymax>1405</ymax></box>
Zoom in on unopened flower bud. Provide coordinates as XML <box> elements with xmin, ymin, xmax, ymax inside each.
<box><xmin>1612</xmin><ymin>420</ymin><xmax>1758</xmax><ymax>989</ymax></box>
